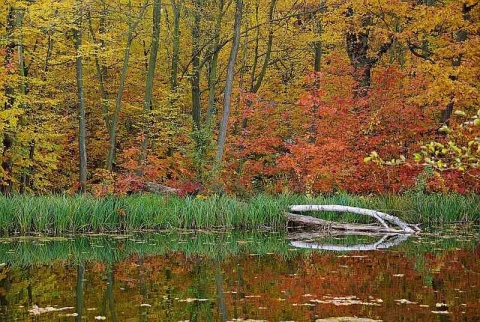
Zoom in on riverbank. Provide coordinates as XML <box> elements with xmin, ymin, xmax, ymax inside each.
<box><xmin>0</xmin><ymin>193</ymin><xmax>478</xmax><ymax>234</ymax></box>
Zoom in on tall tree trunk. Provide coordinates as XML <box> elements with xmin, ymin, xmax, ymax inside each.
<box><xmin>437</xmin><ymin>2</ymin><xmax>475</xmax><ymax>133</ymax></box>
<box><xmin>232</xmin><ymin>14</ymin><xmax>249</xmax><ymax>136</ymax></box>
<box><xmin>308</xmin><ymin>9</ymin><xmax>323</xmax><ymax>143</ymax></box>
<box><xmin>206</xmin><ymin>0</ymin><xmax>224</xmax><ymax>125</ymax></box>
<box><xmin>170</xmin><ymin>0</ymin><xmax>181</xmax><ymax>91</ymax></box>
<box><xmin>345</xmin><ymin>9</ymin><xmax>392</xmax><ymax>98</ymax></box>
<box><xmin>250</xmin><ymin>0</ymin><xmax>276</xmax><ymax>93</ymax></box>
<box><xmin>20</xmin><ymin>140</ymin><xmax>34</xmax><ymax>193</ymax></box>
<box><xmin>191</xmin><ymin>0</ymin><xmax>202</xmax><ymax>130</ymax></box>
<box><xmin>13</xmin><ymin>8</ymin><xmax>34</xmax><ymax>193</ymax></box>
<box><xmin>87</xmin><ymin>4</ymin><xmax>110</xmax><ymax>132</ymax></box>
<box><xmin>216</xmin><ymin>0</ymin><xmax>242</xmax><ymax>164</ymax></box>
<box><xmin>1</xmin><ymin>7</ymin><xmax>17</xmax><ymax>195</ymax></box>
<box><xmin>74</xmin><ymin>0</ymin><xmax>88</xmax><ymax>192</ymax></box>
<box><xmin>313</xmin><ymin>12</ymin><xmax>323</xmax><ymax>73</ymax></box>
<box><xmin>16</xmin><ymin>9</ymin><xmax>26</xmax><ymax>103</ymax></box>
<box><xmin>249</xmin><ymin>1</ymin><xmax>260</xmax><ymax>92</ymax></box>
<box><xmin>106</xmin><ymin>1</ymin><xmax>148</xmax><ymax>171</ymax></box>
<box><xmin>346</xmin><ymin>29</ymin><xmax>372</xmax><ymax>98</ymax></box>
<box><xmin>139</xmin><ymin>0</ymin><xmax>162</xmax><ymax>172</ymax></box>
<box><xmin>106</xmin><ymin>28</ymin><xmax>133</xmax><ymax>171</ymax></box>
<box><xmin>3</xmin><ymin>7</ymin><xmax>15</xmax><ymax>112</ymax></box>
<box><xmin>240</xmin><ymin>0</ymin><xmax>275</xmax><ymax>135</ymax></box>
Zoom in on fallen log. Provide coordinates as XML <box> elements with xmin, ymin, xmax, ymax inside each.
<box><xmin>287</xmin><ymin>205</ymin><xmax>420</xmax><ymax>234</ymax></box>
<box><xmin>144</xmin><ymin>182</ymin><xmax>179</xmax><ymax>195</ymax></box>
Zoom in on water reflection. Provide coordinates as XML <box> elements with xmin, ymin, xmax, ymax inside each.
<box><xmin>0</xmin><ymin>228</ymin><xmax>478</xmax><ymax>321</ymax></box>
<box><xmin>75</xmin><ymin>264</ymin><xmax>84</xmax><ymax>321</ymax></box>
<box><xmin>289</xmin><ymin>233</ymin><xmax>410</xmax><ymax>251</ymax></box>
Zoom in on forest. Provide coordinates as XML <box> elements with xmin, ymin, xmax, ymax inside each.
<box><xmin>1</xmin><ymin>0</ymin><xmax>479</xmax><ymax>196</ymax></box>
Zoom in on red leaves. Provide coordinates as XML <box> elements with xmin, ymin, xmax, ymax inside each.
<box><xmin>177</xmin><ymin>181</ymin><xmax>204</xmax><ymax>197</ymax></box>
<box><xmin>218</xmin><ymin>62</ymin><xmax>475</xmax><ymax>195</ymax></box>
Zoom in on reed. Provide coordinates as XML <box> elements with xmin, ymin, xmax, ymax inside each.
<box><xmin>0</xmin><ymin>193</ymin><xmax>477</xmax><ymax>234</ymax></box>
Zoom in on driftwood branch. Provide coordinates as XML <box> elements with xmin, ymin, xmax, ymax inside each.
<box><xmin>287</xmin><ymin>205</ymin><xmax>420</xmax><ymax>234</ymax></box>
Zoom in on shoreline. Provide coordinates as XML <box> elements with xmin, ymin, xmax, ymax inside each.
<box><xmin>0</xmin><ymin>193</ymin><xmax>478</xmax><ymax>235</ymax></box>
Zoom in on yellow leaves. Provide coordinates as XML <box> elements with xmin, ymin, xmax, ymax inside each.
<box><xmin>0</xmin><ymin>108</ymin><xmax>24</xmax><ymax>131</ymax></box>
<box><xmin>438</xmin><ymin>125</ymin><xmax>451</xmax><ymax>134</ymax></box>
<box><xmin>364</xmin><ymin>151</ymin><xmax>406</xmax><ymax>166</ymax></box>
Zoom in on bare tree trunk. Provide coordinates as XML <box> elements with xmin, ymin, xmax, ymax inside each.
<box><xmin>437</xmin><ymin>3</ymin><xmax>475</xmax><ymax>133</ymax></box>
<box><xmin>308</xmin><ymin>7</ymin><xmax>324</xmax><ymax>144</ymax></box>
<box><xmin>15</xmin><ymin>8</ymin><xmax>32</xmax><ymax>193</ymax></box>
<box><xmin>345</xmin><ymin>8</ymin><xmax>392</xmax><ymax>98</ymax></box>
<box><xmin>249</xmin><ymin>0</ymin><xmax>260</xmax><ymax>92</ymax></box>
<box><xmin>87</xmin><ymin>4</ymin><xmax>110</xmax><ymax>133</ymax></box>
<box><xmin>74</xmin><ymin>0</ymin><xmax>88</xmax><ymax>192</ymax></box>
<box><xmin>16</xmin><ymin>9</ymin><xmax>26</xmax><ymax>103</ymax></box>
<box><xmin>139</xmin><ymin>0</ymin><xmax>162</xmax><ymax>173</ymax></box>
<box><xmin>20</xmin><ymin>140</ymin><xmax>34</xmax><ymax>193</ymax></box>
<box><xmin>206</xmin><ymin>0</ymin><xmax>224</xmax><ymax>125</ymax></box>
<box><xmin>313</xmin><ymin>5</ymin><xmax>324</xmax><ymax>73</ymax></box>
<box><xmin>1</xmin><ymin>7</ymin><xmax>18</xmax><ymax>194</ymax></box>
<box><xmin>106</xmin><ymin>1</ymin><xmax>148</xmax><ymax>171</ymax></box>
<box><xmin>346</xmin><ymin>29</ymin><xmax>372</xmax><ymax>98</ymax></box>
<box><xmin>216</xmin><ymin>0</ymin><xmax>243</xmax><ymax>164</ymax></box>
<box><xmin>241</xmin><ymin>0</ymin><xmax>275</xmax><ymax>134</ymax></box>
<box><xmin>250</xmin><ymin>0</ymin><xmax>276</xmax><ymax>94</ymax></box>
<box><xmin>191</xmin><ymin>0</ymin><xmax>202</xmax><ymax>130</ymax></box>
<box><xmin>170</xmin><ymin>0</ymin><xmax>181</xmax><ymax>91</ymax></box>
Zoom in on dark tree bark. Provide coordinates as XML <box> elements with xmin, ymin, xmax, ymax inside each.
<box><xmin>73</xmin><ymin>0</ymin><xmax>88</xmax><ymax>192</ymax></box>
<box><xmin>216</xmin><ymin>0</ymin><xmax>243</xmax><ymax>164</ymax></box>
<box><xmin>139</xmin><ymin>0</ymin><xmax>162</xmax><ymax>172</ymax></box>
<box><xmin>106</xmin><ymin>1</ymin><xmax>148</xmax><ymax>171</ymax></box>
<box><xmin>191</xmin><ymin>0</ymin><xmax>202</xmax><ymax>130</ymax></box>
<box><xmin>206</xmin><ymin>0</ymin><xmax>224</xmax><ymax>125</ymax></box>
<box><xmin>345</xmin><ymin>10</ymin><xmax>392</xmax><ymax>98</ymax></box>
<box><xmin>1</xmin><ymin>7</ymin><xmax>17</xmax><ymax>195</ymax></box>
<box><xmin>250</xmin><ymin>0</ymin><xmax>277</xmax><ymax>94</ymax></box>
<box><xmin>170</xmin><ymin>0</ymin><xmax>182</xmax><ymax>91</ymax></box>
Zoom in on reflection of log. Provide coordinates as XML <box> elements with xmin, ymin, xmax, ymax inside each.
<box><xmin>288</xmin><ymin>230</ymin><xmax>396</xmax><ymax>240</ymax></box>
<box><xmin>287</xmin><ymin>205</ymin><xmax>420</xmax><ymax>234</ymax></box>
<box><xmin>290</xmin><ymin>234</ymin><xmax>410</xmax><ymax>251</ymax></box>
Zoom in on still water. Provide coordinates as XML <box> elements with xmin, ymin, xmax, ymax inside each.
<box><xmin>0</xmin><ymin>226</ymin><xmax>478</xmax><ymax>321</ymax></box>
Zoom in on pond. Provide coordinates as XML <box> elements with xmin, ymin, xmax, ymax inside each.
<box><xmin>0</xmin><ymin>225</ymin><xmax>478</xmax><ymax>321</ymax></box>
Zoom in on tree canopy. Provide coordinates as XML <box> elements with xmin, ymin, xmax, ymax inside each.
<box><xmin>1</xmin><ymin>0</ymin><xmax>479</xmax><ymax>195</ymax></box>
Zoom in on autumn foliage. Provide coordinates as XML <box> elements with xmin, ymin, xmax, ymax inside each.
<box><xmin>0</xmin><ymin>0</ymin><xmax>478</xmax><ymax>195</ymax></box>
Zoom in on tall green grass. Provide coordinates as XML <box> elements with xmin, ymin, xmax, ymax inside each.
<box><xmin>0</xmin><ymin>193</ymin><xmax>478</xmax><ymax>234</ymax></box>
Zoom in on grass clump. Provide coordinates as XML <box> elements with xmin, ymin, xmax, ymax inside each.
<box><xmin>0</xmin><ymin>193</ymin><xmax>478</xmax><ymax>235</ymax></box>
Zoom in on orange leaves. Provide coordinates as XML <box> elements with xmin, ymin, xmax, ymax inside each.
<box><xmin>2</xmin><ymin>0</ymin><xmax>477</xmax><ymax>195</ymax></box>
<box><xmin>90</xmin><ymin>168</ymin><xmax>115</xmax><ymax>197</ymax></box>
